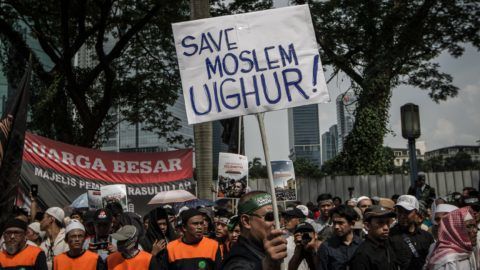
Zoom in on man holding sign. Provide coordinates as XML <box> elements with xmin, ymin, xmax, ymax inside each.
<box><xmin>222</xmin><ymin>191</ymin><xmax>288</xmax><ymax>270</ymax></box>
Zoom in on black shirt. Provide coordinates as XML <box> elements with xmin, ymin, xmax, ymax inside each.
<box><xmin>390</xmin><ymin>224</ymin><xmax>434</xmax><ymax>270</ymax></box>
<box><xmin>221</xmin><ymin>236</ymin><xmax>265</xmax><ymax>270</ymax></box>
<box><xmin>349</xmin><ymin>237</ymin><xmax>404</xmax><ymax>270</ymax></box>
<box><xmin>317</xmin><ymin>234</ymin><xmax>363</xmax><ymax>270</ymax></box>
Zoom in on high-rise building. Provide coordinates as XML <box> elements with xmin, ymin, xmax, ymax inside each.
<box><xmin>288</xmin><ymin>104</ymin><xmax>321</xmax><ymax>166</ymax></box>
<box><xmin>336</xmin><ymin>92</ymin><xmax>357</xmax><ymax>152</ymax></box>
<box><xmin>101</xmin><ymin>95</ymin><xmax>194</xmax><ymax>152</ymax></box>
<box><xmin>321</xmin><ymin>124</ymin><xmax>338</xmax><ymax>165</ymax></box>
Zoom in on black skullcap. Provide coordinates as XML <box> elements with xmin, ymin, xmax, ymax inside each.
<box><xmin>3</xmin><ymin>218</ymin><xmax>28</xmax><ymax>231</ymax></box>
<box><xmin>181</xmin><ymin>208</ymin><xmax>203</xmax><ymax>225</ymax></box>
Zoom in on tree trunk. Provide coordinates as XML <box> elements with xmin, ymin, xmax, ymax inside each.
<box><xmin>190</xmin><ymin>0</ymin><xmax>213</xmax><ymax>200</ymax></box>
<box><xmin>341</xmin><ymin>77</ymin><xmax>392</xmax><ymax>175</ymax></box>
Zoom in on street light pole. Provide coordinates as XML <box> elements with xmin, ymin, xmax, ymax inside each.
<box><xmin>408</xmin><ymin>138</ymin><xmax>418</xmax><ymax>188</ymax></box>
<box><xmin>401</xmin><ymin>103</ymin><xmax>421</xmax><ymax>189</ymax></box>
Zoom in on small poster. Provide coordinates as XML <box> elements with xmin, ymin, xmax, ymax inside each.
<box><xmin>217</xmin><ymin>153</ymin><xmax>248</xmax><ymax>198</ymax></box>
<box><xmin>271</xmin><ymin>160</ymin><xmax>297</xmax><ymax>201</ymax></box>
<box><xmin>87</xmin><ymin>189</ymin><xmax>102</xmax><ymax>209</ymax></box>
<box><xmin>100</xmin><ymin>184</ymin><xmax>128</xmax><ymax>212</ymax></box>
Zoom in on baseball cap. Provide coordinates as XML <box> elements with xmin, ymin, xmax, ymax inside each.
<box><xmin>294</xmin><ymin>222</ymin><xmax>314</xmax><ymax>234</ymax></box>
<box><xmin>395</xmin><ymin>195</ymin><xmax>419</xmax><ymax>211</ymax></box>
<box><xmin>46</xmin><ymin>207</ymin><xmax>65</xmax><ymax>223</ymax></box>
<box><xmin>283</xmin><ymin>208</ymin><xmax>305</xmax><ymax>219</ymax></box>
<box><xmin>111</xmin><ymin>225</ymin><xmax>137</xmax><ymax>241</ymax></box>
<box><xmin>66</xmin><ymin>220</ymin><xmax>85</xmax><ymax>235</ymax></box>
<box><xmin>94</xmin><ymin>209</ymin><xmax>112</xmax><ymax>224</ymax></box>
<box><xmin>363</xmin><ymin>205</ymin><xmax>396</xmax><ymax>221</ymax></box>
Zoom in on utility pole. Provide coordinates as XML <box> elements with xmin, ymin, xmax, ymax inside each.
<box><xmin>190</xmin><ymin>0</ymin><xmax>213</xmax><ymax>200</ymax></box>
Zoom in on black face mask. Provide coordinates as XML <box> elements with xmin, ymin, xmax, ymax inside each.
<box><xmin>117</xmin><ymin>236</ymin><xmax>137</xmax><ymax>257</ymax></box>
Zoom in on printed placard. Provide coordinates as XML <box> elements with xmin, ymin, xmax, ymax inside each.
<box><xmin>271</xmin><ymin>160</ymin><xmax>297</xmax><ymax>201</ymax></box>
<box><xmin>217</xmin><ymin>153</ymin><xmax>248</xmax><ymax>198</ymax></box>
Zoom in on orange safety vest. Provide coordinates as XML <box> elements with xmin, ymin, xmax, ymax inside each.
<box><xmin>53</xmin><ymin>250</ymin><xmax>99</xmax><ymax>270</ymax></box>
<box><xmin>0</xmin><ymin>245</ymin><xmax>42</xmax><ymax>268</ymax></box>
<box><xmin>107</xmin><ymin>250</ymin><xmax>152</xmax><ymax>270</ymax></box>
<box><xmin>167</xmin><ymin>237</ymin><xmax>219</xmax><ymax>264</ymax></box>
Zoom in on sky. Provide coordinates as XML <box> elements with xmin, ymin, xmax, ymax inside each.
<box><xmin>244</xmin><ymin>43</ymin><xmax>480</xmax><ymax>163</ymax></box>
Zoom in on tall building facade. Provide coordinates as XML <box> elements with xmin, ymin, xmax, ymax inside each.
<box><xmin>336</xmin><ymin>92</ymin><xmax>357</xmax><ymax>152</ymax></box>
<box><xmin>288</xmin><ymin>104</ymin><xmax>321</xmax><ymax>166</ymax></box>
<box><xmin>321</xmin><ymin>124</ymin><xmax>338</xmax><ymax>165</ymax></box>
<box><xmin>101</xmin><ymin>95</ymin><xmax>194</xmax><ymax>152</ymax></box>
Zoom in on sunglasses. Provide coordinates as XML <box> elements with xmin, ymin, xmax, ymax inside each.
<box><xmin>249</xmin><ymin>212</ymin><xmax>275</xmax><ymax>222</ymax></box>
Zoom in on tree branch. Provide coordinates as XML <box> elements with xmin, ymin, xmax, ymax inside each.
<box><xmin>81</xmin><ymin>2</ymin><xmax>163</xmax><ymax>89</ymax></box>
<box><xmin>317</xmin><ymin>35</ymin><xmax>365</xmax><ymax>88</ymax></box>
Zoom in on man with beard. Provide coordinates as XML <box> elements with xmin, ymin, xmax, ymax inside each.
<box><xmin>53</xmin><ymin>220</ymin><xmax>105</xmax><ymax>270</ymax></box>
<box><xmin>390</xmin><ymin>195</ymin><xmax>434</xmax><ymax>270</ymax></box>
<box><xmin>106</xmin><ymin>225</ymin><xmax>157</xmax><ymax>269</ymax></box>
<box><xmin>0</xmin><ymin>218</ymin><xmax>48</xmax><ymax>269</ymax></box>
<box><xmin>350</xmin><ymin>206</ymin><xmax>404</xmax><ymax>270</ymax></box>
<box><xmin>166</xmin><ymin>208</ymin><xmax>222</xmax><ymax>269</ymax></box>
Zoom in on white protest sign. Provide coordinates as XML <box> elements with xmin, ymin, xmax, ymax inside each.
<box><xmin>172</xmin><ymin>5</ymin><xmax>329</xmax><ymax>124</ymax></box>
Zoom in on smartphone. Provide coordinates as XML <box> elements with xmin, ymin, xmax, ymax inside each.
<box><xmin>31</xmin><ymin>184</ymin><xmax>38</xmax><ymax>197</ymax></box>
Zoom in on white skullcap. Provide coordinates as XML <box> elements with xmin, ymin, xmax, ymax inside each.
<box><xmin>28</xmin><ymin>222</ymin><xmax>46</xmax><ymax>239</ymax></box>
<box><xmin>46</xmin><ymin>207</ymin><xmax>65</xmax><ymax>223</ymax></box>
<box><xmin>357</xmin><ymin>196</ymin><xmax>371</xmax><ymax>204</ymax></box>
<box><xmin>66</xmin><ymin>220</ymin><xmax>85</xmax><ymax>235</ymax></box>
<box><xmin>435</xmin><ymin>204</ymin><xmax>458</xmax><ymax>214</ymax></box>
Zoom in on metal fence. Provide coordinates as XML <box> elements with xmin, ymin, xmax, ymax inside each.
<box><xmin>248</xmin><ymin>170</ymin><xmax>480</xmax><ymax>203</ymax></box>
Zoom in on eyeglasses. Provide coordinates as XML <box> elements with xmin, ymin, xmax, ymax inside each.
<box><xmin>3</xmin><ymin>230</ymin><xmax>24</xmax><ymax>238</ymax></box>
<box><xmin>249</xmin><ymin>212</ymin><xmax>275</xmax><ymax>222</ymax></box>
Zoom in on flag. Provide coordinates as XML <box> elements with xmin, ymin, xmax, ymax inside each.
<box><xmin>220</xmin><ymin>117</ymin><xmax>244</xmax><ymax>154</ymax></box>
<box><xmin>0</xmin><ymin>64</ymin><xmax>31</xmax><ymax>229</ymax></box>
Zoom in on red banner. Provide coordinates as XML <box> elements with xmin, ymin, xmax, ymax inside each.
<box><xmin>23</xmin><ymin>133</ymin><xmax>193</xmax><ymax>184</ymax></box>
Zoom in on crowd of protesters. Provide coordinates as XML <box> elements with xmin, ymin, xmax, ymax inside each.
<box><xmin>1</xmin><ymin>173</ymin><xmax>480</xmax><ymax>269</ymax></box>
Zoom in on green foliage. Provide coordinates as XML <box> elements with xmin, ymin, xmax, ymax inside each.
<box><xmin>248</xmin><ymin>157</ymin><xmax>267</xmax><ymax>178</ymax></box>
<box><xmin>293</xmin><ymin>157</ymin><xmax>322</xmax><ymax>178</ymax></box>
<box><xmin>299</xmin><ymin>0</ymin><xmax>480</xmax><ymax>175</ymax></box>
<box><xmin>0</xmin><ymin>0</ymin><xmax>272</xmax><ymax>147</ymax></box>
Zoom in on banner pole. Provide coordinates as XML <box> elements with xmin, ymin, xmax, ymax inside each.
<box><xmin>256</xmin><ymin>113</ymin><xmax>280</xmax><ymax>230</ymax></box>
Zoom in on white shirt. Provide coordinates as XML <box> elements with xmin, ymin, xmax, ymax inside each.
<box><xmin>428</xmin><ymin>252</ymin><xmax>476</xmax><ymax>270</ymax></box>
<box><xmin>40</xmin><ymin>228</ymin><xmax>69</xmax><ymax>270</ymax></box>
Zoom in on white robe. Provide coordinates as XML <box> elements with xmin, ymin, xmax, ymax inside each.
<box><xmin>429</xmin><ymin>252</ymin><xmax>476</xmax><ymax>270</ymax></box>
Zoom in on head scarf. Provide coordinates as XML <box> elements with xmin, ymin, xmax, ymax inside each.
<box><xmin>144</xmin><ymin>207</ymin><xmax>177</xmax><ymax>252</ymax></box>
<box><xmin>427</xmin><ymin>207</ymin><xmax>475</xmax><ymax>269</ymax></box>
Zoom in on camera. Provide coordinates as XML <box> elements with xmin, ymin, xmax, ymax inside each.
<box><xmin>301</xmin><ymin>232</ymin><xmax>312</xmax><ymax>245</ymax></box>
<box><xmin>92</xmin><ymin>242</ymin><xmax>108</xmax><ymax>250</ymax></box>
<box><xmin>348</xmin><ymin>187</ymin><xmax>354</xmax><ymax>192</ymax></box>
